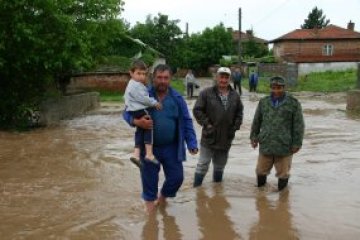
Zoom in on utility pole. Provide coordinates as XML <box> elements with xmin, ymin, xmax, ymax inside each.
<box><xmin>238</xmin><ymin>8</ymin><xmax>242</xmax><ymax>64</ymax></box>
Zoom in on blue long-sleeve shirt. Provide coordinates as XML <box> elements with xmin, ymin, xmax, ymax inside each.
<box><xmin>123</xmin><ymin>86</ymin><xmax>198</xmax><ymax>161</ymax></box>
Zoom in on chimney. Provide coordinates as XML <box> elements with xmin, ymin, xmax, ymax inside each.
<box><xmin>347</xmin><ymin>20</ymin><xmax>355</xmax><ymax>31</ymax></box>
<box><xmin>246</xmin><ymin>29</ymin><xmax>253</xmax><ymax>36</ymax></box>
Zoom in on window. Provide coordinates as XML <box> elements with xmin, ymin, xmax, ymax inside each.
<box><xmin>322</xmin><ymin>44</ymin><xmax>334</xmax><ymax>56</ymax></box>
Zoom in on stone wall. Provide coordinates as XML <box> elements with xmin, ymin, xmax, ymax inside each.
<box><xmin>39</xmin><ymin>92</ymin><xmax>100</xmax><ymax>126</ymax></box>
<box><xmin>258</xmin><ymin>63</ymin><xmax>298</xmax><ymax>86</ymax></box>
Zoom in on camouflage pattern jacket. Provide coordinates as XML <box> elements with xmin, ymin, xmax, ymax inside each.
<box><xmin>250</xmin><ymin>93</ymin><xmax>304</xmax><ymax>156</ymax></box>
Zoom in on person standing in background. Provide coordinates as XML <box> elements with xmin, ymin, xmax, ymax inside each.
<box><xmin>185</xmin><ymin>69</ymin><xmax>196</xmax><ymax>98</ymax></box>
<box><xmin>249</xmin><ymin>70</ymin><xmax>259</xmax><ymax>92</ymax></box>
<box><xmin>231</xmin><ymin>67</ymin><xmax>242</xmax><ymax>95</ymax></box>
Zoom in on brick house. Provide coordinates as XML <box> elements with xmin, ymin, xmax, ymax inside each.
<box><xmin>269</xmin><ymin>22</ymin><xmax>360</xmax><ymax>74</ymax></box>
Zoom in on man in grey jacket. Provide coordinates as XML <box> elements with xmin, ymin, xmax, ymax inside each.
<box><xmin>192</xmin><ymin>67</ymin><xmax>244</xmax><ymax>187</ymax></box>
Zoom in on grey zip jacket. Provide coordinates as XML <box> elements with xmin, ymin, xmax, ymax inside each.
<box><xmin>124</xmin><ymin>79</ymin><xmax>158</xmax><ymax>111</ymax></box>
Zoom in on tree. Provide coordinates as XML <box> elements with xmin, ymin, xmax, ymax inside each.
<box><xmin>240</xmin><ymin>30</ymin><xmax>269</xmax><ymax>58</ymax></box>
<box><xmin>0</xmin><ymin>0</ymin><xmax>124</xmax><ymax>128</ymax></box>
<box><xmin>184</xmin><ymin>24</ymin><xmax>233</xmax><ymax>72</ymax></box>
<box><xmin>129</xmin><ymin>13</ymin><xmax>183</xmax><ymax>67</ymax></box>
<box><xmin>301</xmin><ymin>7</ymin><xmax>330</xmax><ymax>29</ymax></box>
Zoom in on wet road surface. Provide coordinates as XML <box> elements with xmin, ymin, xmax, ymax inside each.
<box><xmin>1</xmin><ymin>84</ymin><xmax>360</xmax><ymax>239</ymax></box>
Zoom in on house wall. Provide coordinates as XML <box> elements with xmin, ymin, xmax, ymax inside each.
<box><xmin>274</xmin><ymin>39</ymin><xmax>360</xmax><ymax>62</ymax></box>
<box><xmin>298</xmin><ymin>62</ymin><xmax>358</xmax><ymax>75</ymax></box>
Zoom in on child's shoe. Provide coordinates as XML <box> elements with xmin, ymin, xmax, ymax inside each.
<box><xmin>130</xmin><ymin>157</ymin><xmax>142</xmax><ymax>169</ymax></box>
<box><xmin>144</xmin><ymin>157</ymin><xmax>159</xmax><ymax>165</ymax></box>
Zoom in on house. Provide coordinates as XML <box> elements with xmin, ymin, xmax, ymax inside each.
<box><xmin>229</xmin><ymin>28</ymin><xmax>268</xmax><ymax>60</ymax></box>
<box><xmin>231</xmin><ymin>29</ymin><xmax>268</xmax><ymax>47</ymax></box>
<box><xmin>269</xmin><ymin>21</ymin><xmax>360</xmax><ymax>74</ymax></box>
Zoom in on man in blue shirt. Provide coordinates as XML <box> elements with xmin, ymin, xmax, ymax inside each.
<box><xmin>123</xmin><ymin>64</ymin><xmax>198</xmax><ymax>213</ymax></box>
<box><xmin>231</xmin><ymin>67</ymin><xmax>242</xmax><ymax>95</ymax></box>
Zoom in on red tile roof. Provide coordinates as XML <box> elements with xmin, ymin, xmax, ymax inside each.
<box><xmin>270</xmin><ymin>24</ymin><xmax>360</xmax><ymax>42</ymax></box>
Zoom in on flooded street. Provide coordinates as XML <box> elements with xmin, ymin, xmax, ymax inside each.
<box><xmin>1</xmin><ymin>88</ymin><xmax>360</xmax><ymax>239</ymax></box>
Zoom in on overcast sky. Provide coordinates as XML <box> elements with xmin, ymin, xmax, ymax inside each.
<box><xmin>121</xmin><ymin>0</ymin><xmax>360</xmax><ymax>41</ymax></box>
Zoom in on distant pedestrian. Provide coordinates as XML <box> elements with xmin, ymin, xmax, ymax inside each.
<box><xmin>250</xmin><ymin>76</ymin><xmax>304</xmax><ymax>191</ymax></box>
<box><xmin>231</xmin><ymin>67</ymin><xmax>242</xmax><ymax>95</ymax></box>
<box><xmin>185</xmin><ymin>69</ymin><xmax>196</xmax><ymax>98</ymax></box>
<box><xmin>249</xmin><ymin>70</ymin><xmax>258</xmax><ymax>92</ymax></box>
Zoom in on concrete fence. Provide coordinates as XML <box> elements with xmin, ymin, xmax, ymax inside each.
<box><xmin>347</xmin><ymin>63</ymin><xmax>360</xmax><ymax>111</ymax></box>
<box><xmin>39</xmin><ymin>92</ymin><xmax>100</xmax><ymax>126</ymax></box>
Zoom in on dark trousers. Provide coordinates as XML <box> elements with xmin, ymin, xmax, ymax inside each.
<box><xmin>233</xmin><ymin>81</ymin><xmax>242</xmax><ymax>95</ymax></box>
<box><xmin>141</xmin><ymin>142</ymin><xmax>183</xmax><ymax>201</ymax></box>
<box><xmin>129</xmin><ymin>109</ymin><xmax>152</xmax><ymax>147</ymax></box>
<box><xmin>187</xmin><ymin>83</ymin><xmax>194</xmax><ymax>98</ymax></box>
<box><xmin>249</xmin><ymin>83</ymin><xmax>257</xmax><ymax>92</ymax></box>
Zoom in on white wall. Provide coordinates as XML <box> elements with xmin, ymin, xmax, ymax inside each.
<box><xmin>298</xmin><ymin>62</ymin><xmax>358</xmax><ymax>75</ymax></box>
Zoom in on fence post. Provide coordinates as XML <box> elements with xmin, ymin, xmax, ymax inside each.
<box><xmin>286</xmin><ymin>63</ymin><xmax>298</xmax><ymax>87</ymax></box>
<box><xmin>357</xmin><ymin>63</ymin><xmax>360</xmax><ymax>89</ymax></box>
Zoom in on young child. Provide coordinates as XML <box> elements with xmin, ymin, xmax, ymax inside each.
<box><xmin>124</xmin><ymin>60</ymin><xmax>162</xmax><ymax>167</ymax></box>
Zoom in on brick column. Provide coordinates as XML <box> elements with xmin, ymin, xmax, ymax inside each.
<box><xmin>357</xmin><ymin>63</ymin><xmax>360</xmax><ymax>89</ymax></box>
<box><xmin>346</xmin><ymin>64</ymin><xmax>360</xmax><ymax>111</ymax></box>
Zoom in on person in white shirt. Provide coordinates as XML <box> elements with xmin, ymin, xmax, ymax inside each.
<box><xmin>185</xmin><ymin>69</ymin><xmax>196</xmax><ymax>98</ymax></box>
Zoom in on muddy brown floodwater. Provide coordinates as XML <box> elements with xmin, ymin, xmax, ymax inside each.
<box><xmin>1</xmin><ymin>89</ymin><xmax>360</xmax><ymax>240</ymax></box>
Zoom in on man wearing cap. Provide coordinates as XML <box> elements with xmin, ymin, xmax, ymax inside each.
<box><xmin>250</xmin><ymin>76</ymin><xmax>304</xmax><ymax>191</ymax></box>
<box><xmin>192</xmin><ymin>67</ymin><xmax>244</xmax><ymax>187</ymax></box>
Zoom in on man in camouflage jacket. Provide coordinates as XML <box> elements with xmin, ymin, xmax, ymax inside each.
<box><xmin>250</xmin><ymin>76</ymin><xmax>304</xmax><ymax>191</ymax></box>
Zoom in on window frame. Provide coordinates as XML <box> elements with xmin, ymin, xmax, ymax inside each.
<box><xmin>322</xmin><ymin>44</ymin><xmax>334</xmax><ymax>56</ymax></box>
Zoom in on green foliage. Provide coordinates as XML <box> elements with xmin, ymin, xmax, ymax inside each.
<box><xmin>291</xmin><ymin>69</ymin><xmax>356</xmax><ymax>92</ymax></box>
<box><xmin>251</xmin><ymin>77</ymin><xmax>271</xmax><ymax>93</ymax></box>
<box><xmin>301</xmin><ymin>7</ymin><xmax>330</xmax><ymax>29</ymax></box>
<box><xmin>129</xmin><ymin>13</ymin><xmax>183</xmax><ymax>67</ymax></box>
<box><xmin>241</xmin><ymin>38</ymin><xmax>269</xmax><ymax>58</ymax></box>
<box><xmin>182</xmin><ymin>24</ymin><xmax>233</xmax><ymax>71</ymax></box>
<box><xmin>170</xmin><ymin>77</ymin><xmax>186</xmax><ymax>94</ymax></box>
<box><xmin>98</xmin><ymin>90</ymin><xmax>124</xmax><ymax>102</ymax></box>
<box><xmin>219</xmin><ymin>58</ymin><xmax>232</xmax><ymax>67</ymax></box>
<box><xmin>0</xmin><ymin>0</ymin><xmax>124</xmax><ymax>128</ymax></box>
<box><xmin>140</xmin><ymin>50</ymin><xmax>156</xmax><ymax>67</ymax></box>
<box><xmin>95</xmin><ymin>56</ymin><xmax>132</xmax><ymax>72</ymax></box>
<box><xmin>253</xmin><ymin>69</ymin><xmax>357</xmax><ymax>93</ymax></box>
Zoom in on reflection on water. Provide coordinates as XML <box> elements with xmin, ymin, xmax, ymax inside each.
<box><xmin>196</xmin><ymin>185</ymin><xmax>241</xmax><ymax>240</ymax></box>
<box><xmin>249</xmin><ymin>190</ymin><xmax>298</xmax><ymax>240</ymax></box>
<box><xmin>1</xmin><ymin>91</ymin><xmax>360</xmax><ymax>239</ymax></box>
<box><xmin>141</xmin><ymin>207</ymin><xmax>182</xmax><ymax>240</ymax></box>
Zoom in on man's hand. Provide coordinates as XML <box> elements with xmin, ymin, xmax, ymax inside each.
<box><xmin>251</xmin><ymin>140</ymin><xmax>258</xmax><ymax>149</ymax></box>
<box><xmin>189</xmin><ymin>148</ymin><xmax>198</xmax><ymax>155</ymax></box>
<box><xmin>133</xmin><ymin>115</ymin><xmax>153</xmax><ymax>129</ymax></box>
<box><xmin>291</xmin><ymin>147</ymin><xmax>300</xmax><ymax>154</ymax></box>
